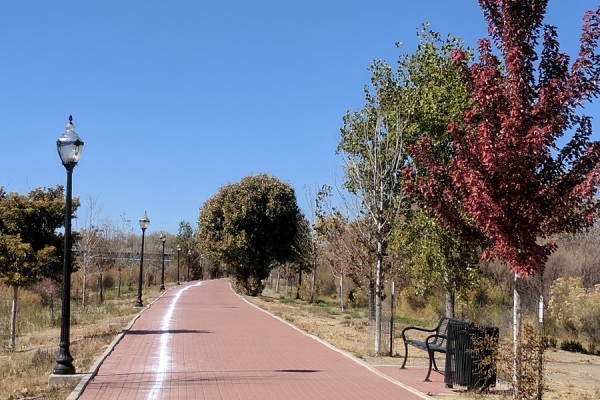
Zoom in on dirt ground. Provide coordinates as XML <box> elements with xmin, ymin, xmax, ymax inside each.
<box><xmin>246</xmin><ymin>290</ymin><xmax>600</xmax><ymax>399</ymax></box>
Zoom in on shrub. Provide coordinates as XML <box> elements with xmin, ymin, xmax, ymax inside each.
<box><xmin>548</xmin><ymin>277</ymin><xmax>600</xmax><ymax>352</ymax></box>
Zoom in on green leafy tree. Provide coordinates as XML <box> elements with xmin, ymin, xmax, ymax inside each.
<box><xmin>391</xmin><ymin>211</ymin><xmax>479</xmax><ymax>318</ymax></box>
<box><xmin>177</xmin><ymin>220</ymin><xmax>195</xmax><ymax>254</ymax></box>
<box><xmin>197</xmin><ymin>174</ymin><xmax>302</xmax><ymax>296</ymax></box>
<box><xmin>177</xmin><ymin>220</ymin><xmax>196</xmax><ymax>280</ymax></box>
<box><xmin>0</xmin><ymin>186</ymin><xmax>76</xmax><ymax>348</ymax></box>
<box><xmin>393</xmin><ymin>25</ymin><xmax>478</xmax><ymax>319</ymax></box>
<box><xmin>399</xmin><ymin>24</ymin><xmax>473</xmax><ymax>162</ymax></box>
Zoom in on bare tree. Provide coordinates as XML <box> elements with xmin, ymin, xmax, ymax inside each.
<box><xmin>78</xmin><ymin>196</ymin><xmax>104</xmax><ymax>307</ymax></box>
<box><xmin>339</xmin><ymin>62</ymin><xmax>407</xmax><ymax>352</ymax></box>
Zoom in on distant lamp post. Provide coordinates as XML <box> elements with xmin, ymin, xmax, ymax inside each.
<box><xmin>176</xmin><ymin>244</ymin><xmax>181</xmax><ymax>285</ymax></box>
<box><xmin>159</xmin><ymin>234</ymin><xmax>166</xmax><ymax>291</ymax></box>
<box><xmin>187</xmin><ymin>250</ymin><xmax>191</xmax><ymax>282</ymax></box>
<box><xmin>135</xmin><ymin>212</ymin><xmax>150</xmax><ymax>307</ymax></box>
<box><xmin>200</xmin><ymin>254</ymin><xmax>205</xmax><ymax>280</ymax></box>
<box><xmin>53</xmin><ymin>115</ymin><xmax>84</xmax><ymax>375</ymax></box>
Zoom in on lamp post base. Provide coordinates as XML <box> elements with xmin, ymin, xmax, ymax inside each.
<box><xmin>134</xmin><ymin>299</ymin><xmax>144</xmax><ymax>308</ymax></box>
<box><xmin>159</xmin><ymin>285</ymin><xmax>165</xmax><ymax>291</ymax></box>
<box><xmin>53</xmin><ymin>352</ymin><xmax>75</xmax><ymax>375</ymax></box>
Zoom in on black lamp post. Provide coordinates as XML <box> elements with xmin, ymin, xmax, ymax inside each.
<box><xmin>187</xmin><ymin>249</ymin><xmax>191</xmax><ymax>282</ymax></box>
<box><xmin>176</xmin><ymin>244</ymin><xmax>181</xmax><ymax>285</ymax></box>
<box><xmin>53</xmin><ymin>115</ymin><xmax>84</xmax><ymax>375</ymax></box>
<box><xmin>159</xmin><ymin>234</ymin><xmax>166</xmax><ymax>291</ymax></box>
<box><xmin>200</xmin><ymin>254</ymin><xmax>204</xmax><ymax>280</ymax></box>
<box><xmin>135</xmin><ymin>212</ymin><xmax>150</xmax><ymax>307</ymax></box>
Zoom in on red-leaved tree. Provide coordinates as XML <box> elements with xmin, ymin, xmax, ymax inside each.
<box><xmin>404</xmin><ymin>1</ymin><xmax>600</xmax><ymax>397</ymax></box>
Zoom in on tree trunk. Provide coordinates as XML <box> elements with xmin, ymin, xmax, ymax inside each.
<box><xmin>9</xmin><ymin>285</ymin><xmax>18</xmax><ymax>349</ymax></box>
<box><xmin>296</xmin><ymin>265</ymin><xmax>303</xmax><ymax>300</ymax></box>
<box><xmin>82</xmin><ymin>269</ymin><xmax>88</xmax><ymax>308</ymax></box>
<box><xmin>513</xmin><ymin>274</ymin><xmax>522</xmax><ymax>400</ymax></box>
<box><xmin>538</xmin><ymin>293</ymin><xmax>544</xmax><ymax>400</ymax></box>
<box><xmin>310</xmin><ymin>256</ymin><xmax>317</xmax><ymax>303</ymax></box>
<box><xmin>50</xmin><ymin>286</ymin><xmax>55</xmax><ymax>320</ymax></box>
<box><xmin>275</xmin><ymin>267</ymin><xmax>281</xmax><ymax>293</ymax></box>
<box><xmin>445</xmin><ymin>289</ymin><xmax>455</xmax><ymax>318</ymax></box>
<box><xmin>117</xmin><ymin>270</ymin><xmax>122</xmax><ymax>298</ymax></box>
<box><xmin>339</xmin><ymin>276</ymin><xmax>345</xmax><ymax>312</ymax></box>
<box><xmin>389</xmin><ymin>281</ymin><xmax>395</xmax><ymax>356</ymax></box>
<box><xmin>369</xmin><ymin>279</ymin><xmax>375</xmax><ymax>321</ymax></box>
<box><xmin>99</xmin><ymin>272</ymin><xmax>104</xmax><ymax>304</ymax></box>
<box><xmin>374</xmin><ymin>230</ymin><xmax>383</xmax><ymax>354</ymax></box>
<box><xmin>444</xmin><ymin>271</ymin><xmax>455</xmax><ymax>318</ymax></box>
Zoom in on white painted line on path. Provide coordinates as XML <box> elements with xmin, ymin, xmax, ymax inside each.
<box><xmin>147</xmin><ymin>282</ymin><xmax>203</xmax><ymax>400</ymax></box>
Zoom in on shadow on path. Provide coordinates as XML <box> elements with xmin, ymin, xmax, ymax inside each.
<box><xmin>125</xmin><ymin>329</ymin><xmax>212</xmax><ymax>335</ymax></box>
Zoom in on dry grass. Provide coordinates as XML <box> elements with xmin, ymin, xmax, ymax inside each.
<box><xmin>0</xmin><ymin>285</ymin><xmax>165</xmax><ymax>400</ymax></box>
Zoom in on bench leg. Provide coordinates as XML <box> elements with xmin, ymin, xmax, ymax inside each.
<box><xmin>431</xmin><ymin>353</ymin><xmax>439</xmax><ymax>372</ymax></box>
<box><xmin>400</xmin><ymin>342</ymin><xmax>409</xmax><ymax>369</ymax></box>
<box><xmin>424</xmin><ymin>350</ymin><xmax>435</xmax><ymax>381</ymax></box>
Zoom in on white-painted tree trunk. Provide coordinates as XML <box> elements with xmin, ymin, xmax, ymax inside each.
<box><xmin>374</xmin><ymin>231</ymin><xmax>383</xmax><ymax>354</ymax></box>
<box><xmin>513</xmin><ymin>274</ymin><xmax>522</xmax><ymax>400</ymax></box>
<box><xmin>9</xmin><ymin>286</ymin><xmax>18</xmax><ymax>349</ymax></box>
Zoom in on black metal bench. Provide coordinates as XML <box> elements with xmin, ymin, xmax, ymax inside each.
<box><xmin>400</xmin><ymin>316</ymin><xmax>471</xmax><ymax>381</ymax></box>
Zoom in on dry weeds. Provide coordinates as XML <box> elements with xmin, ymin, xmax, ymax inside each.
<box><xmin>0</xmin><ymin>287</ymin><xmax>159</xmax><ymax>400</ymax></box>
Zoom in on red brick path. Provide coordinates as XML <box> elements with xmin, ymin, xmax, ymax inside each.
<box><xmin>76</xmin><ymin>279</ymin><xmax>433</xmax><ymax>400</ymax></box>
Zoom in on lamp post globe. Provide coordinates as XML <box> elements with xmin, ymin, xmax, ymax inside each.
<box><xmin>176</xmin><ymin>244</ymin><xmax>181</xmax><ymax>285</ymax></box>
<box><xmin>159</xmin><ymin>234</ymin><xmax>166</xmax><ymax>291</ymax></box>
<box><xmin>53</xmin><ymin>116</ymin><xmax>84</xmax><ymax>376</ymax></box>
<box><xmin>135</xmin><ymin>212</ymin><xmax>150</xmax><ymax>307</ymax></box>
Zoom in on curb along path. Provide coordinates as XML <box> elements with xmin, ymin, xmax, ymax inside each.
<box><xmin>76</xmin><ymin>279</ymin><xmax>430</xmax><ymax>400</ymax></box>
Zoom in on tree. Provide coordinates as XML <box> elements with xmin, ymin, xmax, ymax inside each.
<box><xmin>291</xmin><ymin>214</ymin><xmax>313</xmax><ymax>300</ymax></box>
<box><xmin>319</xmin><ymin>213</ymin><xmax>357</xmax><ymax>312</ymax></box>
<box><xmin>78</xmin><ymin>195</ymin><xmax>104</xmax><ymax>307</ymax></box>
<box><xmin>392</xmin><ymin>25</ymin><xmax>477</xmax><ymax>319</ymax></box>
<box><xmin>304</xmin><ymin>184</ymin><xmax>332</xmax><ymax>303</ymax></box>
<box><xmin>405</xmin><ymin>2</ymin><xmax>600</xmax><ymax>397</ymax></box>
<box><xmin>197</xmin><ymin>174</ymin><xmax>302</xmax><ymax>296</ymax></box>
<box><xmin>177</xmin><ymin>220</ymin><xmax>195</xmax><ymax>255</ymax></box>
<box><xmin>391</xmin><ymin>211</ymin><xmax>479</xmax><ymax>318</ymax></box>
<box><xmin>0</xmin><ymin>186</ymin><xmax>76</xmax><ymax>348</ymax></box>
<box><xmin>339</xmin><ymin>58</ymin><xmax>409</xmax><ymax>353</ymax></box>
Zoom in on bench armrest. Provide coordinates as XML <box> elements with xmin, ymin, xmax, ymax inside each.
<box><xmin>402</xmin><ymin>325</ymin><xmax>438</xmax><ymax>341</ymax></box>
<box><xmin>425</xmin><ymin>334</ymin><xmax>446</xmax><ymax>350</ymax></box>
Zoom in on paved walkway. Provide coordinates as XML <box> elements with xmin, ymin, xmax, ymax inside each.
<box><xmin>75</xmin><ymin>279</ymin><xmax>440</xmax><ymax>400</ymax></box>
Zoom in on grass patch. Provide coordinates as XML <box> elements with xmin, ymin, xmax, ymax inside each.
<box><xmin>0</xmin><ymin>284</ymin><xmax>165</xmax><ymax>399</ymax></box>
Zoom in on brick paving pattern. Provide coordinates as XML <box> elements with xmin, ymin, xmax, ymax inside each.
<box><xmin>77</xmin><ymin>279</ymin><xmax>434</xmax><ymax>400</ymax></box>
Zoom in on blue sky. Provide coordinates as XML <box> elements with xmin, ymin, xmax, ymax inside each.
<box><xmin>1</xmin><ymin>1</ymin><xmax>598</xmax><ymax>234</ymax></box>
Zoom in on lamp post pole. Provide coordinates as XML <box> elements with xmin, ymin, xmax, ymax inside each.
<box><xmin>187</xmin><ymin>250</ymin><xmax>191</xmax><ymax>282</ymax></box>
<box><xmin>135</xmin><ymin>212</ymin><xmax>150</xmax><ymax>307</ymax></box>
<box><xmin>176</xmin><ymin>245</ymin><xmax>181</xmax><ymax>285</ymax></box>
<box><xmin>200</xmin><ymin>254</ymin><xmax>204</xmax><ymax>280</ymax></box>
<box><xmin>53</xmin><ymin>116</ymin><xmax>84</xmax><ymax>375</ymax></box>
<box><xmin>159</xmin><ymin>234</ymin><xmax>166</xmax><ymax>291</ymax></box>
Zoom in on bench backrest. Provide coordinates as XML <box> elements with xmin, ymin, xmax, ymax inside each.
<box><xmin>431</xmin><ymin>317</ymin><xmax>472</xmax><ymax>348</ymax></box>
